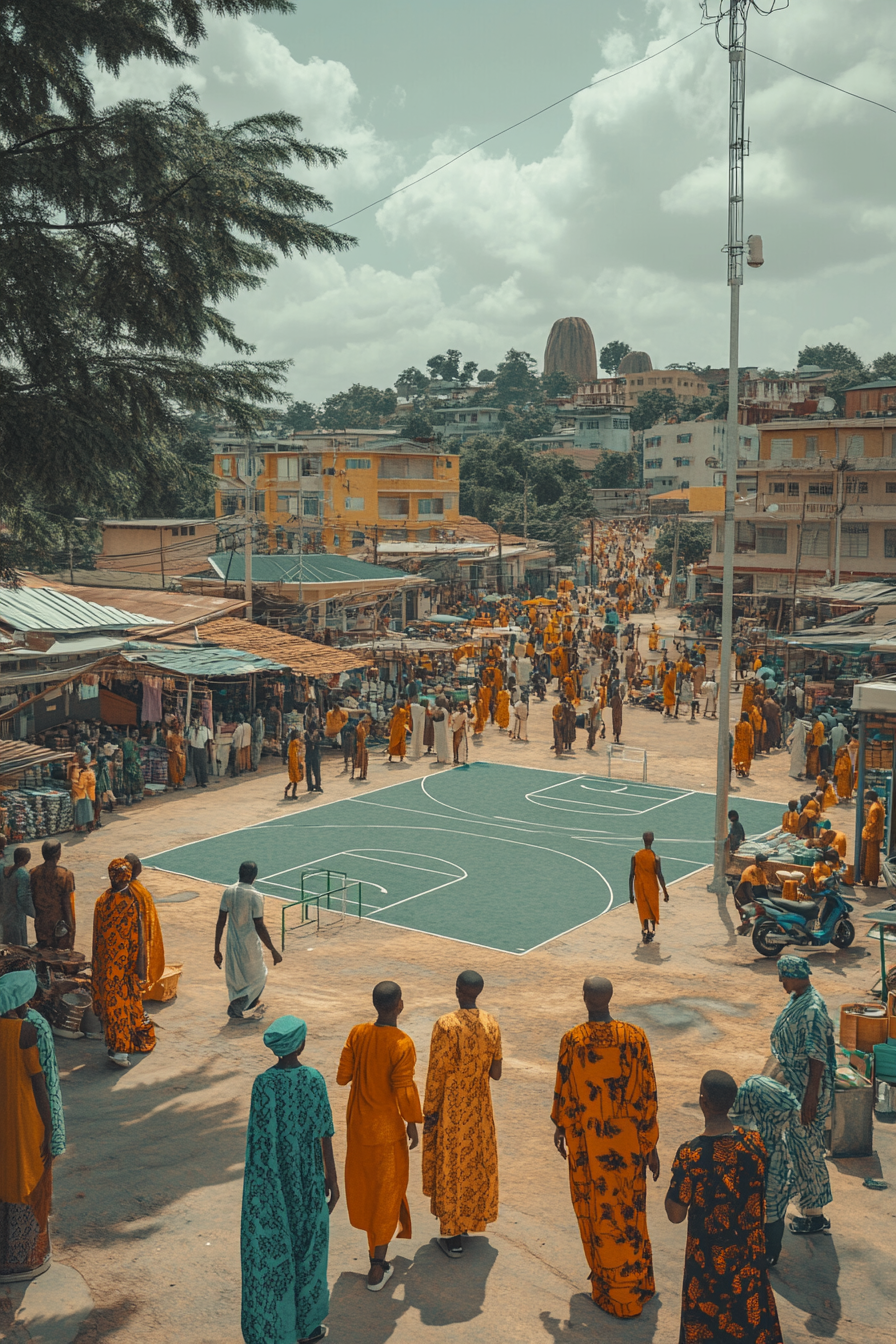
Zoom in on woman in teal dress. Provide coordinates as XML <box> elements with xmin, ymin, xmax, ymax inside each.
<box><xmin>241</xmin><ymin>1016</ymin><xmax>339</xmax><ymax>1344</ymax></box>
<box><xmin>118</xmin><ymin>734</ymin><xmax>144</xmax><ymax>805</ymax></box>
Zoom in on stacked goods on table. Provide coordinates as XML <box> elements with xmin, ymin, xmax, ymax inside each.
<box><xmin>0</xmin><ymin>946</ymin><xmax>95</xmax><ymax>1040</ymax></box>
<box><xmin>1</xmin><ymin>786</ymin><xmax>74</xmax><ymax>841</ymax></box>
<box><xmin>730</xmin><ymin>831</ymin><xmax>819</xmax><ymax>880</ymax></box>
<box><xmin>866</xmin><ymin>737</ymin><xmax>894</xmax><ymax>771</ymax></box>
<box><xmin>139</xmin><ymin>742</ymin><xmax>169</xmax><ymax>785</ymax></box>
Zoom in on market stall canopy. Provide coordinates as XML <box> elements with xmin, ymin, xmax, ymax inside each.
<box><xmin>356</xmin><ymin>638</ymin><xmax>455</xmax><ymax>652</ymax></box>
<box><xmin>852</xmin><ymin>678</ymin><xmax>896</xmax><ymax>714</ymax></box>
<box><xmin>414</xmin><ymin>614</ymin><xmax>467</xmax><ymax>626</ymax></box>
<box><xmin>206</xmin><ymin>553</ymin><xmax>416</xmax><ymax>587</ymax></box>
<box><xmin>117</xmin><ymin>640</ymin><xmax>287</xmax><ymax>678</ymax></box>
<box><xmin>163</xmin><ymin>618</ymin><xmax>368</xmax><ymax>676</ymax></box>
<box><xmin>0</xmin><ymin>739</ymin><xmax>75</xmax><ymax>782</ymax></box>
<box><xmin>797</xmin><ymin>580</ymin><xmax>896</xmax><ymax>604</ymax></box>
<box><xmin>0</xmin><ymin>585</ymin><xmax>168</xmax><ymax>637</ymax></box>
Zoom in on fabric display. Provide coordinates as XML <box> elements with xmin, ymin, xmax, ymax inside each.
<box><xmin>2</xmin><ymin>787</ymin><xmax>74</xmax><ymax>841</ymax></box>
<box><xmin>201</xmin><ymin>698</ymin><xmax>213</xmax><ymax>729</ymax></box>
<box><xmin>140</xmin><ymin>676</ymin><xmax>163</xmax><ymax>723</ymax></box>
<box><xmin>737</xmin><ymin>832</ymin><xmax>819</xmax><ymax>867</ymax></box>
<box><xmin>138</xmin><ymin>742</ymin><xmax>169</xmax><ymax>785</ymax></box>
<box><xmin>79</xmin><ymin>674</ymin><xmax>99</xmax><ymax>700</ymax></box>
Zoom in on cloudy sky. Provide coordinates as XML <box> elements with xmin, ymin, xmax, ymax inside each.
<box><xmin>95</xmin><ymin>0</ymin><xmax>896</xmax><ymax>400</ymax></box>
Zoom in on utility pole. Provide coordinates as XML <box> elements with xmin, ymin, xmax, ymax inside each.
<box><xmin>523</xmin><ymin>472</ymin><xmax>529</xmax><ymax>540</ymax></box>
<box><xmin>496</xmin><ymin>520</ymin><xmax>504</xmax><ymax>595</ymax></box>
<box><xmin>666</xmin><ymin>513</ymin><xmax>681</xmax><ymax>609</ymax></box>
<box><xmin>704</xmin><ymin>0</ymin><xmax>783</xmax><ymax>895</ymax></box>
<box><xmin>789</xmin><ymin>494</ymin><xmax>808</xmax><ymax>633</ymax></box>
<box><xmin>244</xmin><ymin>464</ymin><xmax>253</xmax><ymax>621</ymax></box>
<box><xmin>589</xmin><ymin>517</ymin><xmax>595</xmax><ymax>587</ymax></box>
<box><xmin>158</xmin><ymin>531</ymin><xmax>165</xmax><ymax>588</ymax></box>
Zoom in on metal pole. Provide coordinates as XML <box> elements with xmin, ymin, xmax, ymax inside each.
<box><xmin>711</xmin><ymin>2</ymin><xmax>747</xmax><ymax>895</ymax></box>
<box><xmin>666</xmin><ymin>514</ymin><xmax>681</xmax><ymax>609</ymax></box>
<box><xmin>245</xmin><ymin>474</ymin><xmax>253</xmax><ymax>620</ymax></box>
<box><xmin>789</xmin><ymin>495</ymin><xmax>807</xmax><ymax>633</ymax></box>
<box><xmin>159</xmin><ymin>530</ymin><xmax>165</xmax><ymax>587</ymax></box>
<box><xmin>497</xmin><ymin>520</ymin><xmax>504</xmax><ymax>595</ymax></box>
<box><xmin>833</xmin><ymin>428</ymin><xmax>843</xmax><ymax>585</ymax></box>
<box><xmin>69</xmin><ymin>543</ymin><xmax>74</xmax><ymax>587</ymax></box>
<box><xmin>590</xmin><ymin>517</ymin><xmax>595</xmax><ymax>587</ymax></box>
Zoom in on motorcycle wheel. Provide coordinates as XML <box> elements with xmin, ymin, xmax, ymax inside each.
<box><xmin>752</xmin><ymin>919</ymin><xmax>782</xmax><ymax>958</ymax></box>
<box><xmin>831</xmin><ymin>919</ymin><xmax>855</xmax><ymax>949</ymax></box>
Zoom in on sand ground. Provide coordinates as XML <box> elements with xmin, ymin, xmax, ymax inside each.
<box><xmin>3</xmin><ymin>609</ymin><xmax>894</xmax><ymax>1344</ymax></box>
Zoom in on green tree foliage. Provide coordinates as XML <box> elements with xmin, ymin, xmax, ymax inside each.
<box><xmin>395</xmin><ymin>367</ymin><xmax>430</xmax><ymax>395</ymax></box>
<box><xmin>319</xmin><ymin>384</ymin><xmax>397</xmax><ymax>429</ymax></box>
<box><xmin>872</xmin><ymin>352</ymin><xmax>896</xmax><ymax>380</ymax></box>
<box><xmin>477</xmin><ymin>369</ymin><xmax>496</xmax><ymax>383</ymax></box>
<box><xmin>591</xmin><ymin>451</ymin><xmax>637</xmax><ymax>489</ymax></box>
<box><xmin>282</xmin><ymin>400</ymin><xmax>319</xmax><ymax>431</ymax></box>
<box><xmin>402</xmin><ymin>409</ymin><xmax>435</xmax><ymax>439</ymax></box>
<box><xmin>599</xmin><ymin>340</ymin><xmax>631</xmax><ymax>375</ymax></box>
<box><xmin>653</xmin><ymin>520</ymin><xmax>713</xmax><ymax>571</ymax></box>
<box><xmin>797</xmin><ymin>342</ymin><xmax>866</xmax><ymax>373</ymax></box>
<box><xmin>459</xmin><ymin>434</ymin><xmax>590</xmax><ymax>565</ymax></box>
<box><xmin>541</xmin><ymin>370</ymin><xmax>577</xmax><ymax>398</ymax></box>
<box><xmin>494</xmin><ymin>349</ymin><xmax>539</xmax><ymax>407</ymax></box>
<box><xmin>630</xmin><ymin>390</ymin><xmax>678</xmax><ymax>432</ymax></box>
<box><xmin>460</xmin><ymin>360</ymin><xmax>479</xmax><ymax>386</ymax></box>
<box><xmin>500</xmin><ymin>404</ymin><xmax>555</xmax><ymax>443</ymax></box>
<box><xmin>427</xmin><ymin>349</ymin><xmax>462</xmax><ymax>381</ymax></box>
<box><xmin>0</xmin><ymin>0</ymin><xmax>353</xmax><ymax>567</ymax></box>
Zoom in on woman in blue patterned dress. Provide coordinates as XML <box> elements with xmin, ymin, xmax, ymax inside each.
<box><xmin>241</xmin><ymin>1016</ymin><xmax>339</xmax><ymax>1344</ymax></box>
<box><xmin>732</xmin><ymin>1074</ymin><xmax>799</xmax><ymax>1266</ymax></box>
<box><xmin>770</xmin><ymin>955</ymin><xmax>836</xmax><ymax>1236</ymax></box>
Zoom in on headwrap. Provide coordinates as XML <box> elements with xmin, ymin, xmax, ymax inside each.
<box><xmin>777</xmin><ymin>954</ymin><xmax>812</xmax><ymax>980</ymax></box>
<box><xmin>108</xmin><ymin>858</ymin><xmax>132</xmax><ymax>884</ymax></box>
<box><xmin>263</xmin><ymin>1015</ymin><xmax>307</xmax><ymax>1057</ymax></box>
<box><xmin>0</xmin><ymin>968</ymin><xmax>38</xmax><ymax>1013</ymax></box>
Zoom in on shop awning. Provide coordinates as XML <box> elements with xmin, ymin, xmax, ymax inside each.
<box><xmin>853</xmin><ymin>678</ymin><xmax>896</xmax><ymax>713</ymax></box>
<box><xmin>118</xmin><ymin>641</ymin><xmax>287</xmax><ymax>678</ymax></box>
<box><xmin>0</xmin><ymin>739</ymin><xmax>75</xmax><ymax>780</ymax></box>
<box><xmin>161</xmin><ymin>619</ymin><xmax>369</xmax><ymax>676</ymax></box>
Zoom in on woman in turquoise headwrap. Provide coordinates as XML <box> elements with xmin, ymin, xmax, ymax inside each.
<box><xmin>241</xmin><ymin>1016</ymin><xmax>339</xmax><ymax>1344</ymax></box>
<box><xmin>770</xmin><ymin>955</ymin><xmax>836</xmax><ymax>1236</ymax></box>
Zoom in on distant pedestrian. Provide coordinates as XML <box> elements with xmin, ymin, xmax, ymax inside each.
<box><xmin>610</xmin><ymin>690</ymin><xmax>623</xmax><ymax>744</ymax></box>
<box><xmin>305</xmin><ymin>719</ymin><xmax>323</xmax><ymax>794</ymax></box>
<box><xmin>214</xmin><ymin>861</ymin><xmax>282</xmax><ymax>1020</ymax></box>
<box><xmin>188</xmin><ymin>716</ymin><xmax>210</xmax><ymax>788</ymax></box>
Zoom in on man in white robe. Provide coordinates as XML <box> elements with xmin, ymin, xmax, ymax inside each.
<box><xmin>214</xmin><ymin>861</ymin><xmax>282</xmax><ymax>1018</ymax></box>
<box><xmin>409</xmin><ymin>696</ymin><xmax>426</xmax><ymax>760</ymax></box>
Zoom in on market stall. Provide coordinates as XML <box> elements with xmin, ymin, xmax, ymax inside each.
<box><xmin>0</xmin><ymin>740</ymin><xmax>77</xmax><ymax>845</ymax></box>
<box><xmin>851</xmin><ymin>678</ymin><xmax>896</xmax><ymax>870</ymax></box>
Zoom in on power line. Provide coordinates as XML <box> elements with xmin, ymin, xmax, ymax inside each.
<box><xmin>748</xmin><ymin>47</ymin><xmax>896</xmax><ymax>117</ymax></box>
<box><xmin>331</xmin><ymin>26</ymin><xmax>707</xmax><ymax>227</ymax></box>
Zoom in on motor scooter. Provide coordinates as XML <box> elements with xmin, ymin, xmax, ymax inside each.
<box><xmin>749</xmin><ymin>875</ymin><xmax>855</xmax><ymax>958</ymax></box>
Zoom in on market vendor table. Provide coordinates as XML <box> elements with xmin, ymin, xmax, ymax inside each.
<box><xmin>861</xmin><ymin>909</ymin><xmax>896</xmax><ymax>1004</ymax></box>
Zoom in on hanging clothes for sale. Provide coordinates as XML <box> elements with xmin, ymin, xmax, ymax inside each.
<box><xmin>201</xmin><ymin>697</ymin><xmax>213</xmax><ymax>729</ymax></box>
<box><xmin>141</xmin><ymin>676</ymin><xmax>163</xmax><ymax>723</ymax></box>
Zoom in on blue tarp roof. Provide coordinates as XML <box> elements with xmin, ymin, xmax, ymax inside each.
<box><xmin>206</xmin><ymin>554</ymin><xmax>413</xmax><ymax>585</ymax></box>
<box><xmin>119</xmin><ymin>641</ymin><xmax>286</xmax><ymax>677</ymax></box>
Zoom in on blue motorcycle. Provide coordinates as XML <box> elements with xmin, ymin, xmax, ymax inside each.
<box><xmin>750</xmin><ymin>877</ymin><xmax>855</xmax><ymax>958</ymax></box>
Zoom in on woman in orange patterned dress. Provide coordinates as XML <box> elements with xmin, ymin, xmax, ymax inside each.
<box><xmin>666</xmin><ymin>1070</ymin><xmax>782</xmax><ymax>1344</ymax></box>
<box><xmin>422</xmin><ymin>971</ymin><xmax>502</xmax><ymax>1256</ymax></box>
<box><xmin>91</xmin><ymin>859</ymin><xmax>156</xmax><ymax>1068</ymax></box>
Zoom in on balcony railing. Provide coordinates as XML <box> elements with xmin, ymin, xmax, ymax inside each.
<box><xmin>754</xmin><ymin>495</ymin><xmax>835</xmax><ymax>514</ymax></box>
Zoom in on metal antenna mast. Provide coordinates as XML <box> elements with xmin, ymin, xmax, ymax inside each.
<box><xmin>700</xmin><ymin>0</ymin><xmax>787</xmax><ymax>893</ymax></box>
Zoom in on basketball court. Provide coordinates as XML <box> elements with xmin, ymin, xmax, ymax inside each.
<box><xmin>145</xmin><ymin>762</ymin><xmax>783</xmax><ymax>955</ymax></box>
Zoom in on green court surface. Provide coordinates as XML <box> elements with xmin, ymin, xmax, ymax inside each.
<box><xmin>145</xmin><ymin>763</ymin><xmax>784</xmax><ymax>955</ymax></box>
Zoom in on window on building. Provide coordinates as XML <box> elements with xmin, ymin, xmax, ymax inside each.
<box><xmin>384</xmin><ymin>529</ymin><xmax>407</xmax><ymax>541</ymax></box>
<box><xmin>887</xmin><ymin>482</ymin><xmax>896</xmax><ymax>493</ymax></box>
<box><xmin>846</xmin><ymin>478</ymin><xmax>868</xmax><ymax>493</ymax></box>
<box><xmin>770</xmin><ymin>437</ymin><xmax>793</xmax><ymax>458</ymax></box>
<box><xmin>788</xmin><ymin>482</ymin><xmax>800</xmax><ymax>497</ymax></box>
<box><xmin>417</xmin><ymin>498</ymin><xmax>444</xmax><ymax>516</ymax></box>
<box><xmin>332</xmin><ymin>534</ymin><xmax>340</xmax><ymax>548</ymax></box>
<box><xmin>807</xmin><ymin>482</ymin><xmax>833</xmax><ymax>496</ymax></box>
<box><xmin>645</xmin><ymin>458</ymin><xmax>663</xmax><ymax>469</ymax></box>
<box><xmin>276</xmin><ymin>494</ymin><xmax>295</xmax><ymax>513</ymax></box>
<box><xmin>735</xmin><ymin>521</ymin><xmax>756</xmax><ymax>552</ymax></box>
<box><xmin>301</xmin><ymin>455</ymin><xmax>321</xmax><ymax>476</ymax></box>
<box><xmin>644</xmin><ymin>478</ymin><xmax>654</xmax><ymax>489</ymax></box>
<box><xmin>646</xmin><ymin>436</ymin><xmax>662</xmax><ymax>447</ymax></box>
<box><xmin>379</xmin><ymin>496</ymin><xmax>410</xmax><ymax>518</ymax></box>
<box><xmin>846</xmin><ymin>434</ymin><xmax>865</xmax><ymax>459</ymax></box>
<box><xmin>378</xmin><ymin>457</ymin><xmax>434</xmax><ymax>479</ymax></box>
<box><xmin>757</xmin><ymin>525</ymin><xmax>787</xmax><ymax>554</ymax></box>
<box><xmin>771</xmin><ymin>481</ymin><xmax>785</xmax><ymax>493</ymax></box>
<box><xmin>276</xmin><ymin>457</ymin><xmax>298</xmax><ymax>479</ymax></box>
<box><xmin>885</xmin><ymin>529</ymin><xmax>896</xmax><ymax>559</ymax></box>
<box><xmin>352</xmin><ymin>531</ymin><xmax>366</xmax><ymax>545</ymax></box>
<box><xmin>802</xmin><ymin>525</ymin><xmax>830</xmax><ymax>557</ymax></box>
<box><xmin>344</xmin><ymin>496</ymin><xmax>364</xmax><ymax>510</ymax></box>
<box><xmin>612</xmin><ymin>418</ymin><xmax>629</xmax><ymax>429</ymax></box>
<box><xmin>220</xmin><ymin>457</ymin><xmax>233</xmax><ymax>476</ymax></box>
<box><xmin>673</xmin><ymin>457</ymin><xmax>691</xmax><ymax>468</ymax></box>
<box><xmin>302</xmin><ymin>496</ymin><xmax>320</xmax><ymax>517</ymax></box>
<box><xmin>713</xmin><ymin>472</ymin><xmax>724</xmax><ymax>487</ymax></box>
<box><xmin>804</xmin><ymin>435</ymin><xmax>818</xmax><ymax>457</ymax></box>
<box><xmin>676</xmin><ymin>433</ymin><xmax>692</xmax><ymax>443</ymax></box>
<box><xmin>680</xmin><ymin>479</ymin><xmax>690</xmax><ymax>489</ymax></box>
<box><xmin>254</xmin><ymin>492</ymin><xmax>265</xmax><ymax>512</ymax></box>
<box><xmin>344</xmin><ymin>458</ymin><xmax>370</xmax><ymax>470</ymax></box>
<box><xmin>842</xmin><ymin>523</ymin><xmax>869</xmax><ymax>557</ymax></box>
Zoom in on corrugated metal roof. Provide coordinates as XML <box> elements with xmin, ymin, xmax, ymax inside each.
<box><xmin>0</xmin><ymin>740</ymin><xmax>76</xmax><ymax>779</ymax></box>
<box><xmin>0</xmin><ymin>586</ymin><xmax>166</xmax><ymax>635</ymax></box>
<box><xmin>169</xmin><ymin>618</ymin><xmax>368</xmax><ymax>676</ymax></box>
<box><xmin>206</xmin><ymin>554</ymin><xmax>413</xmax><ymax>585</ymax></box>
<box><xmin>119</xmin><ymin>640</ymin><xmax>287</xmax><ymax>677</ymax></box>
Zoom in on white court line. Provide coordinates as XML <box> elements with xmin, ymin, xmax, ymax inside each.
<box><xmin>482</xmin><ymin>758</ymin><xmax>790</xmax><ymax>807</ymax></box>
<box><xmin>259</xmin><ymin>842</ymin><xmax>467</xmax><ymax>912</ymax></box>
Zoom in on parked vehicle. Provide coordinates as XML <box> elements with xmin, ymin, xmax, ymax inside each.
<box><xmin>748</xmin><ymin>876</ymin><xmax>855</xmax><ymax>958</ymax></box>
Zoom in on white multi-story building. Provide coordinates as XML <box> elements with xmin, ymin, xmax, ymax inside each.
<box><xmin>640</xmin><ymin>419</ymin><xmax>759</xmax><ymax>495</ymax></box>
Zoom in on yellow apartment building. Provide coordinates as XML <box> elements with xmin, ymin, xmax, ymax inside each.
<box><xmin>213</xmin><ymin>436</ymin><xmax>461</xmax><ymax>552</ymax></box>
<box><xmin>617</xmin><ymin>369</ymin><xmax>710</xmax><ymax>408</ymax></box>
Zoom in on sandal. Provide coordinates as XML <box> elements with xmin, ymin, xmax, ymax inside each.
<box><xmin>790</xmin><ymin>1215</ymin><xmax>830</xmax><ymax>1235</ymax></box>
<box><xmin>438</xmin><ymin>1236</ymin><xmax>464</xmax><ymax>1258</ymax></box>
<box><xmin>366</xmin><ymin>1258</ymin><xmax>394</xmax><ymax>1292</ymax></box>
<box><xmin>299</xmin><ymin>1329</ymin><xmax>328</xmax><ymax>1342</ymax></box>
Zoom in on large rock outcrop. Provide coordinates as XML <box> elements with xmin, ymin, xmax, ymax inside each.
<box><xmin>543</xmin><ymin>317</ymin><xmax>597</xmax><ymax>383</ymax></box>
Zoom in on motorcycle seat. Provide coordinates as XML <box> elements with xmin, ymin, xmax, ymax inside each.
<box><xmin>760</xmin><ymin>897</ymin><xmax>819</xmax><ymax>915</ymax></box>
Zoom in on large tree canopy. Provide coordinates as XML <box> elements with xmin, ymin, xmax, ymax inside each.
<box><xmin>653</xmin><ymin>520</ymin><xmax>712</xmax><ymax>571</ymax></box>
<box><xmin>0</xmin><ymin>0</ymin><xmax>353</xmax><ymax>565</ymax></box>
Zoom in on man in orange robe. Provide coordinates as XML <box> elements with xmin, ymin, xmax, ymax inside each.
<box><xmin>629</xmin><ymin>831</ymin><xmax>670</xmax><ymax>944</ymax></box>
<box><xmin>423</xmin><ymin>970</ymin><xmax>502</xmax><ymax>1256</ymax></box>
<box><xmin>124</xmin><ymin>853</ymin><xmax>167</xmax><ymax>1001</ymax></box>
<box><xmin>861</xmin><ymin>789</ymin><xmax>886</xmax><ymax>885</ymax></box>
<box><xmin>337</xmin><ymin>981</ymin><xmax>423</xmax><ymax>1291</ymax></box>
<box><xmin>552</xmin><ymin>976</ymin><xmax>660</xmax><ymax>1318</ymax></box>
<box><xmin>387</xmin><ymin>702</ymin><xmax>409</xmax><ymax>761</ymax></box>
